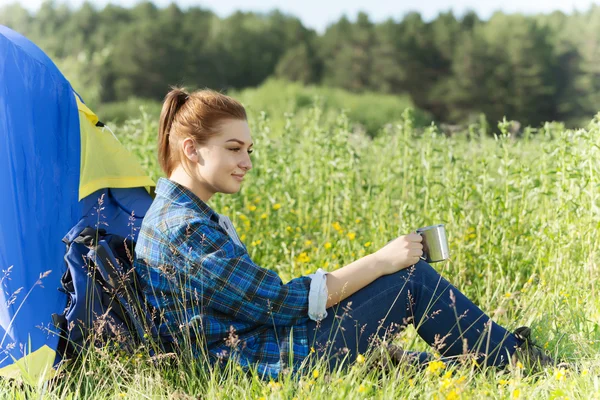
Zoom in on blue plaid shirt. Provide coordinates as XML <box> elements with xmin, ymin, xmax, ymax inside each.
<box><xmin>134</xmin><ymin>178</ymin><xmax>313</xmax><ymax>378</ymax></box>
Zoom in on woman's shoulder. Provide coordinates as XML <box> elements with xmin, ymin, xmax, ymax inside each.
<box><xmin>141</xmin><ymin>196</ymin><xmax>221</xmax><ymax>241</ymax></box>
<box><xmin>136</xmin><ymin>199</ymin><xmax>211</xmax><ymax>259</ymax></box>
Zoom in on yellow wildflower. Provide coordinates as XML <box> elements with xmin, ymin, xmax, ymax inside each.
<box><xmin>512</xmin><ymin>389</ymin><xmax>521</xmax><ymax>399</ymax></box>
<box><xmin>273</xmin><ymin>203</ymin><xmax>281</xmax><ymax>210</ymax></box>
<box><xmin>504</xmin><ymin>292</ymin><xmax>511</xmax><ymax>298</ymax></box>
<box><xmin>239</xmin><ymin>213</ymin><xmax>248</xmax><ymax>221</ymax></box>
<box><xmin>555</xmin><ymin>368</ymin><xmax>566</xmax><ymax>381</ymax></box>
<box><xmin>347</xmin><ymin>232</ymin><xmax>356</xmax><ymax>240</ymax></box>
<box><xmin>358</xmin><ymin>384</ymin><xmax>366</xmax><ymax>393</ymax></box>
<box><xmin>268</xmin><ymin>381</ymin><xmax>282</xmax><ymax>390</ymax></box>
<box><xmin>253</xmin><ymin>197</ymin><xmax>261</xmax><ymax>204</ymax></box>
<box><xmin>356</xmin><ymin>354</ymin><xmax>365</xmax><ymax>364</ymax></box>
<box><xmin>582</xmin><ymin>369</ymin><xmax>589</xmax><ymax>376</ymax></box>
<box><xmin>355</xmin><ymin>218</ymin><xmax>362</xmax><ymax>224</ymax></box>
<box><xmin>427</xmin><ymin>360</ymin><xmax>446</xmax><ymax>374</ymax></box>
<box><xmin>516</xmin><ymin>361</ymin><xmax>524</xmax><ymax>369</ymax></box>
<box><xmin>286</xmin><ymin>226</ymin><xmax>292</xmax><ymax>232</ymax></box>
<box><xmin>296</xmin><ymin>252</ymin><xmax>311</xmax><ymax>263</ymax></box>
<box><xmin>323</xmin><ymin>261</ymin><xmax>329</xmax><ymax>268</ymax></box>
<box><xmin>332</xmin><ymin>222</ymin><xmax>343</xmax><ymax>233</ymax></box>
<box><xmin>240</xmin><ymin>234</ymin><xmax>246</xmax><ymax>241</ymax></box>
<box><xmin>310</xmin><ymin>347</ymin><xmax>315</xmax><ymax>353</ymax></box>
<box><xmin>446</xmin><ymin>389</ymin><xmax>459</xmax><ymax>400</ymax></box>
<box><xmin>305</xmin><ymin>240</ymin><xmax>312</xmax><ymax>247</ymax></box>
<box><xmin>247</xmin><ymin>204</ymin><xmax>257</xmax><ymax>212</ymax></box>
<box><xmin>498</xmin><ymin>379</ymin><xmax>510</xmax><ymax>386</ymax></box>
<box><xmin>260</xmin><ymin>213</ymin><xmax>268</xmax><ymax>219</ymax></box>
<box><xmin>313</xmin><ymin>369</ymin><xmax>319</xmax><ymax>379</ymax></box>
<box><xmin>251</xmin><ymin>240</ymin><xmax>262</xmax><ymax>246</ymax></box>
<box><xmin>364</xmin><ymin>241</ymin><xmax>371</xmax><ymax>247</ymax></box>
<box><xmin>440</xmin><ymin>377</ymin><xmax>453</xmax><ymax>390</ymax></box>
<box><xmin>408</xmin><ymin>378</ymin><xmax>414</xmax><ymax>387</ymax></box>
<box><xmin>325</xmin><ymin>242</ymin><xmax>332</xmax><ymax>249</ymax></box>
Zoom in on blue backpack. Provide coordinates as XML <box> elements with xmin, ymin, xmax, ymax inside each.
<box><xmin>52</xmin><ymin>188</ymin><xmax>160</xmax><ymax>360</ymax></box>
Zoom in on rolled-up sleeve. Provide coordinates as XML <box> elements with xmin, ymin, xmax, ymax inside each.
<box><xmin>307</xmin><ymin>269</ymin><xmax>329</xmax><ymax>321</ymax></box>
<box><xmin>171</xmin><ymin>220</ymin><xmax>312</xmax><ymax>327</ymax></box>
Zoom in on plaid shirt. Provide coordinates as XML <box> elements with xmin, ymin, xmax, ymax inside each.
<box><xmin>134</xmin><ymin>178</ymin><xmax>313</xmax><ymax>379</ymax></box>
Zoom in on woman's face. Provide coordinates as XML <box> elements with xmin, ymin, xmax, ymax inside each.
<box><xmin>192</xmin><ymin>119</ymin><xmax>254</xmax><ymax>198</ymax></box>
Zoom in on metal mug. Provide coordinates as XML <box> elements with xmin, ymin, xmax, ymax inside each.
<box><xmin>416</xmin><ymin>224</ymin><xmax>450</xmax><ymax>263</ymax></box>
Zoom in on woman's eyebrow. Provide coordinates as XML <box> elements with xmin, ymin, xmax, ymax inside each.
<box><xmin>226</xmin><ymin>139</ymin><xmax>254</xmax><ymax>146</ymax></box>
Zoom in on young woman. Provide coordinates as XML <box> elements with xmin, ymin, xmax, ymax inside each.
<box><xmin>133</xmin><ymin>88</ymin><xmax>555</xmax><ymax>380</ymax></box>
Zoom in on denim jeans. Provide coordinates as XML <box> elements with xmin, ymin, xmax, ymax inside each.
<box><xmin>305</xmin><ymin>260</ymin><xmax>522</xmax><ymax>370</ymax></box>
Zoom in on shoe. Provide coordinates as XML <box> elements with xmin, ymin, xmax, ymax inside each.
<box><xmin>512</xmin><ymin>326</ymin><xmax>555</xmax><ymax>370</ymax></box>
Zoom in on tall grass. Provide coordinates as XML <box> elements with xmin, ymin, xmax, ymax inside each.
<box><xmin>5</xmin><ymin>99</ymin><xmax>600</xmax><ymax>398</ymax></box>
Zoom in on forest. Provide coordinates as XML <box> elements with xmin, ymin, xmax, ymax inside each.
<box><xmin>2</xmin><ymin>2</ymin><xmax>600</xmax><ymax>128</ymax></box>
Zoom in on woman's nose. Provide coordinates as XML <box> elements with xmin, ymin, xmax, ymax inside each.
<box><xmin>240</xmin><ymin>156</ymin><xmax>252</xmax><ymax>171</ymax></box>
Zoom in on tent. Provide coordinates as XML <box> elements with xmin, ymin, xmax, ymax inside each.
<box><xmin>0</xmin><ymin>25</ymin><xmax>156</xmax><ymax>383</ymax></box>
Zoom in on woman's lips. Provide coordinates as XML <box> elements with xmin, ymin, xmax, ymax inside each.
<box><xmin>232</xmin><ymin>174</ymin><xmax>244</xmax><ymax>181</ymax></box>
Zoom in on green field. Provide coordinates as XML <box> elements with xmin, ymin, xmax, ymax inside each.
<box><xmin>7</xmin><ymin>87</ymin><xmax>600</xmax><ymax>399</ymax></box>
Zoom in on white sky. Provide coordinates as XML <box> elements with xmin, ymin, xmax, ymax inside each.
<box><xmin>6</xmin><ymin>0</ymin><xmax>599</xmax><ymax>33</ymax></box>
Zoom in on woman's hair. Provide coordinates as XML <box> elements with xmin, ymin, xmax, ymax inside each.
<box><xmin>158</xmin><ymin>87</ymin><xmax>247</xmax><ymax>176</ymax></box>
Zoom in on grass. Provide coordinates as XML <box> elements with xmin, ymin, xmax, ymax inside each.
<box><xmin>4</xmin><ymin>97</ymin><xmax>600</xmax><ymax>398</ymax></box>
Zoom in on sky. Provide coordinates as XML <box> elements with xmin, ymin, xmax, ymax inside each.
<box><xmin>9</xmin><ymin>0</ymin><xmax>600</xmax><ymax>33</ymax></box>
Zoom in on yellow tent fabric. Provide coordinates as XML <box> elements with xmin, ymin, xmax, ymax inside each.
<box><xmin>76</xmin><ymin>95</ymin><xmax>155</xmax><ymax>200</ymax></box>
<box><xmin>0</xmin><ymin>345</ymin><xmax>56</xmax><ymax>385</ymax></box>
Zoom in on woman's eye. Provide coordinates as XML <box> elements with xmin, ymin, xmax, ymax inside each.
<box><xmin>230</xmin><ymin>148</ymin><xmax>253</xmax><ymax>154</ymax></box>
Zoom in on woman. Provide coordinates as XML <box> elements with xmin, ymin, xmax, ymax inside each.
<box><xmin>133</xmin><ymin>87</ymin><xmax>554</xmax><ymax>380</ymax></box>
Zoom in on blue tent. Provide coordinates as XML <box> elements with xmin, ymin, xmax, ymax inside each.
<box><xmin>0</xmin><ymin>25</ymin><xmax>155</xmax><ymax>382</ymax></box>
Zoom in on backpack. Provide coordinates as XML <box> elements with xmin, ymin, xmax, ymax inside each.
<box><xmin>52</xmin><ymin>225</ymin><xmax>159</xmax><ymax>360</ymax></box>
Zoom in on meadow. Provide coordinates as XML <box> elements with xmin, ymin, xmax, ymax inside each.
<box><xmin>6</xmin><ymin>85</ymin><xmax>600</xmax><ymax>399</ymax></box>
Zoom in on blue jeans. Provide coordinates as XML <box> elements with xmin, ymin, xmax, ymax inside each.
<box><xmin>305</xmin><ymin>260</ymin><xmax>522</xmax><ymax>370</ymax></box>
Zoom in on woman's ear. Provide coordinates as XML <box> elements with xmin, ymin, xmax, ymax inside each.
<box><xmin>182</xmin><ymin>138</ymin><xmax>199</xmax><ymax>163</ymax></box>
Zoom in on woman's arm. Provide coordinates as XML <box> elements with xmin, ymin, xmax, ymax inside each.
<box><xmin>325</xmin><ymin>233</ymin><xmax>424</xmax><ymax>308</ymax></box>
<box><xmin>325</xmin><ymin>253</ymin><xmax>385</xmax><ymax>308</ymax></box>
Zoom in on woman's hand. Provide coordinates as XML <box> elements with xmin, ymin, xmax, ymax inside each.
<box><xmin>373</xmin><ymin>233</ymin><xmax>423</xmax><ymax>276</ymax></box>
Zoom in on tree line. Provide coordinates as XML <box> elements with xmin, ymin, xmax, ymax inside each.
<box><xmin>2</xmin><ymin>1</ymin><xmax>599</xmax><ymax>128</ymax></box>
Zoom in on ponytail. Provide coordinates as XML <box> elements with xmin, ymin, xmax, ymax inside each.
<box><xmin>158</xmin><ymin>87</ymin><xmax>188</xmax><ymax>176</ymax></box>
